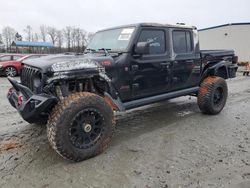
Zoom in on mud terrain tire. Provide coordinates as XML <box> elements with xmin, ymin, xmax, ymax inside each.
<box><xmin>47</xmin><ymin>92</ymin><xmax>114</xmax><ymax>162</ymax></box>
<box><xmin>198</xmin><ymin>76</ymin><xmax>228</xmax><ymax>115</ymax></box>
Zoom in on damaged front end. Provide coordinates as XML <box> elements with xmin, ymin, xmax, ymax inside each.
<box><xmin>6</xmin><ymin>56</ymin><xmax>116</xmax><ymax>123</ymax></box>
<box><xmin>7</xmin><ymin>77</ymin><xmax>57</xmax><ymax>123</ymax></box>
<box><xmin>44</xmin><ymin>58</ymin><xmax>113</xmax><ymax>99</ymax></box>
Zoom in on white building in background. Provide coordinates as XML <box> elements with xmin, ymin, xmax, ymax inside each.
<box><xmin>199</xmin><ymin>23</ymin><xmax>250</xmax><ymax>62</ymax></box>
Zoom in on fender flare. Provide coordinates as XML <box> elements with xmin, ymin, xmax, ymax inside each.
<box><xmin>99</xmin><ymin>72</ymin><xmax>125</xmax><ymax>111</ymax></box>
<box><xmin>201</xmin><ymin>60</ymin><xmax>230</xmax><ymax>82</ymax></box>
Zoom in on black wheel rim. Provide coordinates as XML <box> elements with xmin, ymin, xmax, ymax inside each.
<box><xmin>213</xmin><ymin>87</ymin><xmax>224</xmax><ymax>105</ymax></box>
<box><xmin>69</xmin><ymin>108</ymin><xmax>104</xmax><ymax>149</ymax></box>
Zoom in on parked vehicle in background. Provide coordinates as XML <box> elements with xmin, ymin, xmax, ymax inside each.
<box><xmin>0</xmin><ymin>54</ymin><xmax>24</xmax><ymax>62</ymax></box>
<box><xmin>0</xmin><ymin>54</ymin><xmax>45</xmax><ymax>77</ymax></box>
<box><xmin>7</xmin><ymin>23</ymin><xmax>238</xmax><ymax>161</ymax></box>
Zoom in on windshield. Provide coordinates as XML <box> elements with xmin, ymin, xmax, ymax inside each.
<box><xmin>87</xmin><ymin>27</ymin><xmax>135</xmax><ymax>52</ymax></box>
<box><xmin>16</xmin><ymin>55</ymin><xmax>41</xmax><ymax>62</ymax></box>
<box><xmin>16</xmin><ymin>56</ymin><xmax>29</xmax><ymax>62</ymax></box>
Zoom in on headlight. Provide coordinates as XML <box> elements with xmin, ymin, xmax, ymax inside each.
<box><xmin>0</xmin><ymin>65</ymin><xmax>3</xmax><ymax>68</ymax></box>
<box><xmin>51</xmin><ymin>59</ymin><xmax>100</xmax><ymax>72</ymax></box>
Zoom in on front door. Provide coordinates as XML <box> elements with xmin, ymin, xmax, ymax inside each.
<box><xmin>131</xmin><ymin>28</ymin><xmax>171</xmax><ymax>99</ymax></box>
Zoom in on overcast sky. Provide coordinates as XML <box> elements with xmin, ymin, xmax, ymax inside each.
<box><xmin>0</xmin><ymin>0</ymin><xmax>249</xmax><ymax>34</ymax></box>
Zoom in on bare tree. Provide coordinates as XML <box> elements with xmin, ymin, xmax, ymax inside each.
<box><xmin>74</xmin><ymin>28</ymin><xmax>86</xmax><ymax>52</ymax></box>
<box><xmin>85</xmin><ymin>32</ymin><xmax>94</xmax><ymax>44</ymax></box>
<box><xmin>75</xmin><ymin>28</ymin><xmax>80</xmax><ymax>52</ymax></box>
<box><xmin>80</xmin><ymin>30</ymin><xmax>87</xmax><ymax>51</ymax></box>
<box><xmin>0</xmin><ymin>34</ymin><xmax>3</xmax><ymax>44</ymax></box>
<box><xmin>47</xmin><ymin>26</ymin><xmax>57</xmax><ymax>45</ymax></box>
<box><xmin>24</xmin><ymin>25</ymin><xmax>32</xmax><ymax>42</ymax></box>
<box><xmin>75</xmin><ymin>28</ymin><xmax>87</xmax><ymax>52</ymax></box>
<box><xmin>32</xmin><ymin>33</ymin><xmax>39</xmax><ymax>42</ymax></box>
<box><xmin>63</xmin><ymin>26</ymin><xmax>72</xmax><ymax>52</ymax></box>
<box><xmin>15</xmin><ymin>32</ymin><xmax>22</xmax><ymax>41</ymax></box>
<box><xmin>1</xmin><ymin>24</ymin><xmax>91</xmax><ymax>53</ymax></box>
<box><xmin>70</xmin><ymin>27</ymin><xmax>87</xmax><ymax>52</ymax></box>
<box><xmin>2</xmin><ymin>26</ymin><xmax>16</xmax><ymax>52</ymax></box>
<box><xmin>39</xmin><ymin>25</ymin><xmax>47</xmax><ymax>42</ymax></box>
<box><xmin>56</xmin><ymin>30</ymin><xmax>64</xmax><ymax>51</ymax></box>
<box><xmin>71</xmin><ymin>27</ymin><xmax>77</xmax><ymax>51</ymax></box>
<box><xmin>0</xmin><ymin>33</ymin><xmax>3</xmax><ymax>52</ymax></box>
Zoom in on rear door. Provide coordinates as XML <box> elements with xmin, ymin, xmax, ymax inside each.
<box><xmin>170</xmin><ymin>29</ymin><xmax>201</xmax><ymax>90</ymax></box>
<box><xmin>131</xmin><ymin>28</ymin><xmax>172</xmax><ymax>99</ymax></box>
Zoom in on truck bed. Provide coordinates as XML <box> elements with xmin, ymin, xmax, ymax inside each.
<box><xmin>200</xmin><ymin>50</ymin><xmax>235</xmax><ymax>60</ymax></box>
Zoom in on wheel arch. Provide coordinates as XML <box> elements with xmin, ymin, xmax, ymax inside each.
<box><xmin>201</xmin><ymin>60</ymin><xmax>230</xmax><ymax>83</ymax></box>
<box><xmin>49</xmin><ymin>73</ymin><xmax>124</xmax><ymax>112</ymax></box>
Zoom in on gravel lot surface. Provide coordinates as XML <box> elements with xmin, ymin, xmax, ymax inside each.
<box><xmin>0</xmin><ymin>74</ymin><xmax>250</xmax><ymax>188</ymax></box>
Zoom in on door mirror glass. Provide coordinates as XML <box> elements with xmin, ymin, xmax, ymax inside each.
<box><xmin>134</xmin><ymin>42</ymin><xmax>150</xmax><ymax>55</ymax></box>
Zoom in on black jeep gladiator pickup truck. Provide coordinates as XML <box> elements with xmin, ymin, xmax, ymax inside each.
<box><xmin>7</xmin><ymin>23</ymin><xmax>238</xmax><ymax>161</ymax></box>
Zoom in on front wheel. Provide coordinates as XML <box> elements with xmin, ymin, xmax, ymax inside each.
<box><xmin>47</xmin><ymin>92</ymin><xmax>114</xmax><ymax>162</ymax></box>
<box><xmin>198</xmin><ymin>76</ymin><xmax>228</xmax><ymax>115</ymax></box>
<box><xmin>5</xmin><ymin>66</ymin><xmax>17</xmax><ymax>77</ymax></box>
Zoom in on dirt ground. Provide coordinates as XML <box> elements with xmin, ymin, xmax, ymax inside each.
<box><xmin>0</xmin><ymin>74</ymin><xmax>250</xmax><ymax>188</ymax></box>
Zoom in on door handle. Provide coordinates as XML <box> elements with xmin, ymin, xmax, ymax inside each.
<box><xmin>160</xmin><ymin>62</ymin><xmax>171</xmax><ymax>66</ymax></box>
<box><xmin>131</xmin><ymin>65</ymin><xmax>139</xmax><ymax>71</ymax></box>
<box><xmin>160</xmin><ymin>62</ymin><xmax>171</xmax><ymax>70</ymax></box>
<box><xmin>186</xmin><ymin>60</ymin><xmax>194</xmax><ymax>63</ymax></box>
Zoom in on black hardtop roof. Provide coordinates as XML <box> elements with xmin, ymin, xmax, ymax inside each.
<box><xmin>98</xmin><ymin>23</ymin><xmax>196</xmax><ymax>32</ymax></box>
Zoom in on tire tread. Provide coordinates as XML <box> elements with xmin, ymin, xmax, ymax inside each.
<box><xmin>47</xmin><ymin>92</ymin><xmax>114</xmax><ymax>161</ymax></box>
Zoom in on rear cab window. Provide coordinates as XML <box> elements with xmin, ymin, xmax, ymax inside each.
<box><xmin>172</xmin><ymin>30</ymin><xmax>193</xmax><ymax>54</ymax></box>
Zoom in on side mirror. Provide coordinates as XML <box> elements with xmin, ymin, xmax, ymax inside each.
<box><xmin>134</xmin><ymin>42</ymin><xmax>150</xmax><ymax>55</ymax></box>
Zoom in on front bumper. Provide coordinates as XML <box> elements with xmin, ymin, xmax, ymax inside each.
<box><xmin>7</xmin><ymin>77</ymin><xmax>57</xmax><ymax>123</ymax></box>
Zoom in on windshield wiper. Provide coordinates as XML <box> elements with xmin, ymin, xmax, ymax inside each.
<box><xmin>98</xmin><ymin>48</ymin><xmax>111</xmax><ymax>56</ymax></box>
<box><xmin>85</xmin><ymin>48</ymin><xmax>117</xmax><ymax>56</ymax></box>
<box><xmin>85</xmin><ymin>48</ymin><xmax>97</xmax><ymax>53</ymax></box>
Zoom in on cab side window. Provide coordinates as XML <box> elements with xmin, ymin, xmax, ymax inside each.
<box><xmin>137</xmin><ymin>30</ymin><xmax>166</xmax><ymax>55</ymax></box>
<box><xmin>172</xmin><ymin>30</ymin><xmax>193</xmax><ymax>54</ymax></box>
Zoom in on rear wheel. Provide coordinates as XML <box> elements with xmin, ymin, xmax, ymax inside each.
<box><xmin>198</xmin><ymin>76</ymin><xmax>228</xmax><ymax>115</ymax></box>
<box><xmin>5</xmin><ymin>66</ymin><xmax>17</xmax><ymax>77</ymax></box>
<box><xmin>47</xmin><ymin>92</ymin><xmax>114</xmax><ymax>162</ymax></box>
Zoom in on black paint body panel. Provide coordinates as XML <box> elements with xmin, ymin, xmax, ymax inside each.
<box><xmin>8</xmin><ymin>23</ymin><xmax>238</xmax><ymax>117</ymax></box>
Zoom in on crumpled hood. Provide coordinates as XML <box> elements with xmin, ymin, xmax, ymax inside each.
<box><xmin>23</xmin><ymin>54</ymin><xmax>114</xmax><ymax>73</ymax></box>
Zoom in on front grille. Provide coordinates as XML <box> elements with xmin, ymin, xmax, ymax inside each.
<box><xmin>21</xmin><ymin>66</ymin><xmax>42</xmax><ymax>94</ymax></box>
